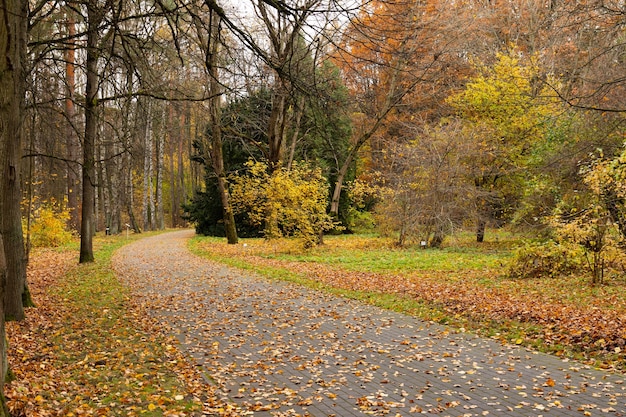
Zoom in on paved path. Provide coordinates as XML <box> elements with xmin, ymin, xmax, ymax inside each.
<box><xmin>113</xmin><ymin>230</ymin><xmax>626</xmax><ymax>416</ymax></box>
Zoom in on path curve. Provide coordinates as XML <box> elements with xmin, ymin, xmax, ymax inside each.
<box><xmin>113</xmin><ymin>230</ymin><xmax>626</xmax><ymax>416</ymax></box>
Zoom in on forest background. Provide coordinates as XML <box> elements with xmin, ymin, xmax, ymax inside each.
<box><xmin>0</xmin><ymin>0</ymin><xmax>625</xmax><ymax>414</ymax></box>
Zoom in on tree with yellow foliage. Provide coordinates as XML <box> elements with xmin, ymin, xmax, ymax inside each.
<box><xmin>448</xmin><ymin>49</ymin><xmax>559</xmax><ymax>242</ymax></box>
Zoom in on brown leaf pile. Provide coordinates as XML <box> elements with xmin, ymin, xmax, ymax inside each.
<box><xmin>5</xmin><ymin>249</ymin><xmax>76</xmax><ymax>415</ymax></box>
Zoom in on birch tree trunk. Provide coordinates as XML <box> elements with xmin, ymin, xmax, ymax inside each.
<box><xmin>104</xmin><ymin>132</ymin><xmax>121</xmax><ymax>234</ymax></box>
<box><xmin>99</xmin><ymin>139</ymin><xmax>108</xmax><ymax>232</ymax></box>
<box><xmin>142</xmin><ymin>100</ymin><xmax>155</xmax><ymax>231</ymax></box>
<box><xmin>124</xmin><ymin>71</ymin><xmax>140</xmax><ymax>233</ymax></box>
<box><xmin>156</xmin><ymin>107</ymin><xmax>165</xmax><ymax>230</ymax></box>
<box><xmin>65</xmin><ymin>7</ymin><xmax>80</xmax><ymax>232</ymax></box>
<box><xmin>126</xmin><ymin>158</ymin><xmax>140</xmax><ymax>232</ymax></box>
<box><xmin>178</xmin><ymin>107</ymin><xmax>187</xmax><ymax>220</ymax></box>
<box><xmin>169</xmin><ymin>107</ymin><xmax>178</xmax><ymax>227</ymax></box>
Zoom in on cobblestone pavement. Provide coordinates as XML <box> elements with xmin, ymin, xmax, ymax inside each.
<box><xmin>113</xmin><ymin>230</ymin><xmax>626</xmax><ymax>416</ymax></box>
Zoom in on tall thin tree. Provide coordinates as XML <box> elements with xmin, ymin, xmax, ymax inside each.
<box><xmin>65</xmin><ymin>5</ymin><xmax>80</xmax><ymax>232</ymax></box>
<box><xmin>205</xmin><ymin>9</ymin><xmax>238</xmax><ymax>243</ymax></box>
<box><xmin>80</xmin><ymin>0</ymin><xmax>110</xmax><ymax>263</ymax></box>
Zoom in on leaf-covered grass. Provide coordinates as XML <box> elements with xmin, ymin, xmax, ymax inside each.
<box><xmin>6</xmin><ymin>232</ymin><xmax>229</xmax><ymax>416</ymax></box>
<box><xmin>189</xmin><ymin>232</ymin><xmax>626</xmax><ymax>372</ymax></box>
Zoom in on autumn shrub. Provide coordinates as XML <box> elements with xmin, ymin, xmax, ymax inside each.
<box><xmin>345</xmin><ymin>175</ymin><xmax>384</xmax><ymax>232</ymax></box>
<box><xmin>230</xmin><ymin>161</ymin><xmax>336</xmax><ymax>249</ymax></box>
<box><xmin>373</xmin><ymin>128</ymin><xmax>472</xmax><ymax>248</ymax></box>
<box><xmin>546</xmin><ymin>152</ymin><xmax>626</xmax><ymax>284</ymax></box>
<box><xmin>26</xmin><ymin>200</ymin><xmax>74</xmax><ymax>248</ymax></box>
<box><xmin>511</xmin><ymin>207</ymin><xmax>626</xmax><ymax>283</ymax></box>
<box><xmin>348</xmin><ymin>174</ymin><xmax>385</xmax><ymax>212</ymax></box>
<box><xmin>506</xmin><ymin>240</ymin><xmax>584</xmax><ymax>278</ymax></box>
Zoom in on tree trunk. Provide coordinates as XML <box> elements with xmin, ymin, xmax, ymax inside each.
<box><xmin>286</xmin><ymin>96</ymin><xmax>306</xmax><ymax>171</ymax></box>
<box><xmin>104</xmin><ymin>135</ymin><xmax>121</xmax><ymax>234</ymax></box>
<box><xmin>124</xmin><ymin>70</ymin><xmax>140</xmax><ymax>233</ymax></box>
<box><xmin>267</xmin><ymin>86</ymin><xmax>288</xmax><ymax>172</ymax></box>
<box><xmin>206</xmin><ymin>11</ymin><xmax>238</xmax><ymax>244</ymax></box>
<box><xmin>142</xmin><ymin>100</ymin><xmax>154</xmax><ymax>231</ymax></box>
<box><xmin>94</xmin><ymin>124</ymin><xmax>103</xmax><ymax>233</ymax></box>
<box><xmin>65</xmin><ymin>8</ymin><xmax>80</xmax><ymax>233</ymax></box>
<box><xmin>156</xmin><ymin>107</ymin><xmax>165</xmax><ymax>230</ymax></box>
<box><xmin>0</xmin><ymin>0</ymin><xmax>28</xmax><ymax>412</ymax></box>
<box><xmin>475</xmin><ymin>181</ymin><xmax>488</xmax><ymax>243</ymax></box>
<box><xmin>169</xmin><ymin>106</ymin><xmax>178</xmax><ymax>228</ymax></box>
<box><xmin>0</xmin><ymin>238</ymin><xmax>6</xmax><ymax>415</ymax></box>
<box><xmin>1</xmin><ymin>0</ymin><xmax>29</xmax><ymax>321</ymax></box>
<box><xmin>1</xmin><ymin>96</ymin><xmax>28</xmax><ymax>320</ymax></box>
<box><xmin>80</xmin><ymin>0</ymin><xmax>102</xmax><ymax>263</ymax></box>
<box><xmin>127</xmin><ymin>168</ymin><xmax>141</xmax><ymax>233</ymax></box>
<box><xmin>125</xmin><ymin>133</ymin><xmax>140</xmax><ymax>233</ymax></box>
<box><xmin>190</xmin><ymin>107</ymin><xmax>199</xmax><ymax>196</ymax></box>
<box><xmin>100</xmin><ymin>140</ymin><xmax>110</xmax><ymax>233</ymax></box>
<box><xmin>430</xmin><ymin>226</ymin><xmax>445</xmax><ymax>248</ymax></box>
<box><xmin>178</xmin><ymin>111</ymin><xmax>186</xmax><ymax>221</ymax></box>
<box><xmin>476</xmin><ymin>218</ymin><xmax>486</xmax><ymax>243</ymax></box>
<box><xmin>329</xmin><ymin>111</ymin><xmax>393</xmax><ymax>219</ymax></box>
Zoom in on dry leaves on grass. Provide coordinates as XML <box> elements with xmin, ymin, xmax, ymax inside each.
<box><xmin>5</xmin><ymin>246</ymin><xmax>236</xmax><ymax>416</ymax></box>
<box><xmin>195</xmin><ymin>240</ymin><xmax>626</xmax><ymax>370</ymax></box>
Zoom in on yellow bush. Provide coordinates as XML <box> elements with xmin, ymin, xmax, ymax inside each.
<box><xmin>506</xmin><ymin>240</ymin><xmax>584</xmax><ymax>279</ymax></box>
<box><xmin>26</xmin><ymin>201</ymin><xmax>74</xmax><ymax>248</ymax></box>
<box><xmin>230</xmin><ymin>161</ymin><xmax>336</xmax><ymax>249</ymax></box>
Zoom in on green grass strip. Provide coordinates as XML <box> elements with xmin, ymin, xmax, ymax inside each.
<box><xmin>46</xmin><ymin>232</ymin><xmax>203</xmax><ymax>416</ymax></box>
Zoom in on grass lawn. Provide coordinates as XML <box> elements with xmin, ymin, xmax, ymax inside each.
<box><xmin>189</xmin><ymin>230</ymin><xmax>626</xmax><ymax>373</ymax></box>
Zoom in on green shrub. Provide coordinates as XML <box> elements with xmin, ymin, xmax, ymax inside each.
<box><xmin>506</xmin><ymin>240</ymin><xmax>584</xmax><ymax>278</ymax></box>
<box><xmin>346</xmin><ymin>208</ymin><xmax>376</xmax><ymax>233</ymax></box>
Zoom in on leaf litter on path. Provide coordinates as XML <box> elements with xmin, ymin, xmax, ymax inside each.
<box><xmin>114</xmin><ymin>230</ymin><xmax>626</xmax><ymax>416</ymax></box>
<box><xmin>194</xmin><ymin>238</ymin><xmax>626</xmax><ymax>370</ymax></box>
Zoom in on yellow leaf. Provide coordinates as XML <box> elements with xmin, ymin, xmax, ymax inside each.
<box><xmin>147</xmin><ymin>403</ymin><xmax>157</xmax><ymax>411</ymax></box>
